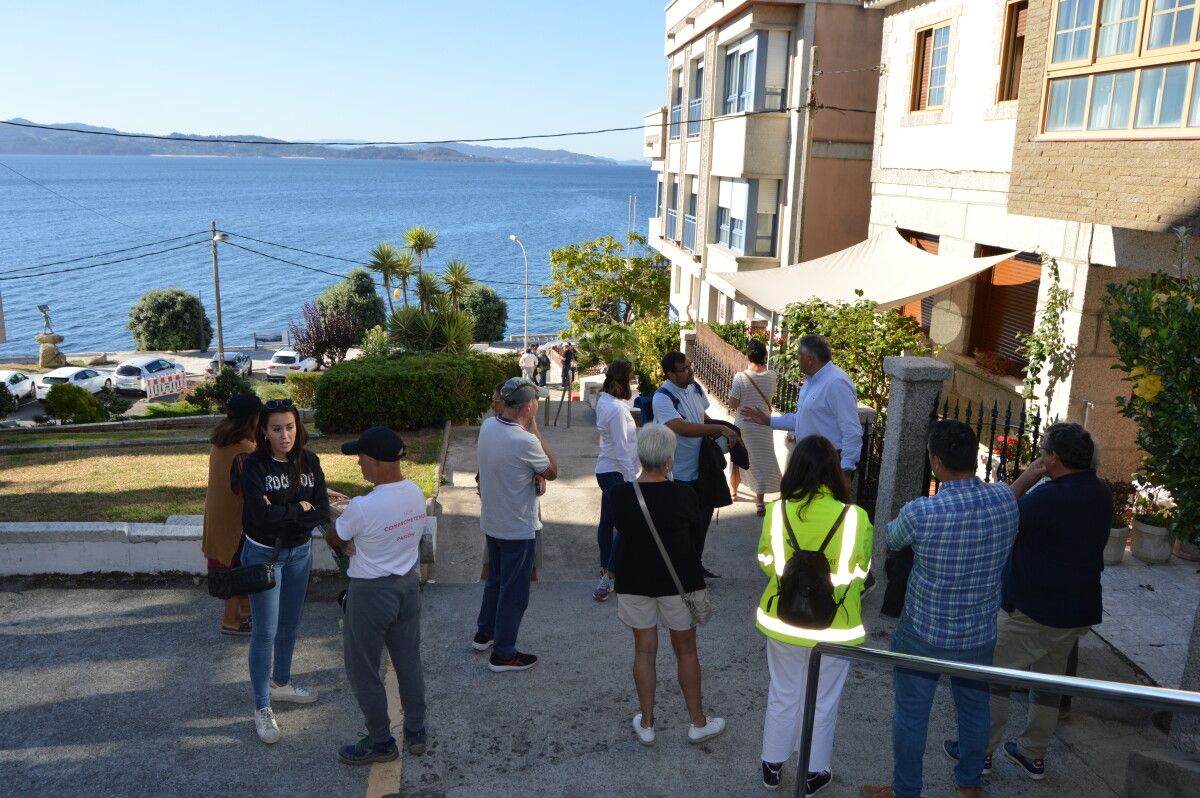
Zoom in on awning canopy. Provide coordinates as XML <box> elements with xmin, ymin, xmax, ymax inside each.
<box><xmin>707</xmin><ymin>228</ymin><xmax>1016</xmax><ymax>314</ymax></box>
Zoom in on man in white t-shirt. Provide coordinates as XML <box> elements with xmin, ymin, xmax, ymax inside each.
<box><xmin>327</xmin><ymin>426</ymin><xmax>428</xmax><ymax>766</ymax></box>
<box><xmin>473</xmin><ymin>376</ymin><xmax>557</xmax><ymax>672</ymax></box>
<box><xmin>519</xmin><ymin>347</ymin><xmax>538</xmax><ymax>381</ymax></box>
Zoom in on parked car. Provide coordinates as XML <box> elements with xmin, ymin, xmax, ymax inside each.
<box><xmin>206</xmin><ymin>351</ymin><xmax>253</xmax><ymax>378</ymax></box>
<box><xmin>1</xmin><ymin>370</ymin><xmax>36</xmax><ymax>403</ymax></box>
<box><xmin>36</xmin><ymin>367</ymin><xmax>113</xmax><ymax>400</ymax></box>
<box><xmin>266</xmin><ymin>349</ymin><xmax>318</xmax><ymax>382</ymax></box>
<box><xmin>113</xmin><ymin>356</ymin><xmax>187</xmax><ymax>394</ymax></box>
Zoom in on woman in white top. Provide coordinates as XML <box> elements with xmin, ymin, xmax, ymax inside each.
<box><xmin>592</xmin><ymin>359</ymin><xmax>638</xmax><ymax>602</ymax></box>
<box><xmin>727</xmin><ymin>339</ymin><xmax>782</xmax><ymax>516</ymax></box>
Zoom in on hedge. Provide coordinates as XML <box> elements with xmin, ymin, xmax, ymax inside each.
<box><xmin>286</xmin><ymin>372</ymin><xmax>320</xmax><ymax>408</ymax></box>
<box><xmin>314</xmin><ymin>352</ymin><xmax>520</xmax><ymax>432</ymax></box>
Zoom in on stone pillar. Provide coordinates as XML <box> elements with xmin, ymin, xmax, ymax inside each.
<box><xmin>679</xmin><ymin>328</ymin><xmax>696</xmax><ymax>358</ymax></box>
<box><xmin>871</xmin><ymin>356</ymin><xmax>952</xmax><ymax>566</ymax></box>
<box><xmin>1170</xmin><ymin>607</ymin><xmax>1200</xmax><ymax>752</ymax></box>
<box><xmin>35</xmin><ymin>333</ymin><xmax>66</xmax><ymax>369</ymax></box>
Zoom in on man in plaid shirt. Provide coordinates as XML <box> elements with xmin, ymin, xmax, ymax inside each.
<box><xmin>861</xmin><ymin>420</ymin><xmax>1018</xmax><ymax>798</ymax></box>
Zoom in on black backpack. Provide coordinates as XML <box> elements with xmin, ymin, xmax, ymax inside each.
<box><xmin>768</xmin><ymin>503</ymin><xmax>850</xmax><ymax>629</ymax></box>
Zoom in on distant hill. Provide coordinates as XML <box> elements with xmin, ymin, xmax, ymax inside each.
<box><xmin>0</xmin><ymin>119</ymin><xmax>630</xmax><ymax>166</ymax></box>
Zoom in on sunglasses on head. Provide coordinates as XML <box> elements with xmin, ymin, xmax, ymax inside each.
<box><xmin>264</xmin><ymin>398</ymin><xmax>294</xmax><ymax>411</ymax></box>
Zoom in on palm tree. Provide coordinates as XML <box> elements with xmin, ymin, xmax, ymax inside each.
<box><xmin>393</xmin><ymin>251</ymin><xmax>416</xmax><ymax>308</ymax></box>
<box><xmin>441</xmin><ymin>259</ymin><xmax>475</xmax><ymax>309</ymax></box>
<box><xmin>404</xmin><ymin>225</ymin><xmax>438</xmax><ymax>276</ymax></box>
<box><xmin>367</xmin><ymin>242</ymin><xmax>402</xmax><ymax>315</ymax></box>
<box><xmin>415</xmin><ymin>272</ymin><xmax>442</xmax><ymax>313</ymax></box>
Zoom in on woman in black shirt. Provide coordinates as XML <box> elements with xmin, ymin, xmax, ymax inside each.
<box><xmin>236</xmin><ymin>398</ymin><xmax>330</xmax><ymax>744</ymax></box>
<box><xmin>609</xmin><ymin>423</ymin><xmax>724</xmax><ymax>748</ymax></box>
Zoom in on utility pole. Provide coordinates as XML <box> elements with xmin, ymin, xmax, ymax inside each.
<box><xmin>211</xmin><ymin>221</ymin><xmax>226</xmax><ymax>370</ymax></box>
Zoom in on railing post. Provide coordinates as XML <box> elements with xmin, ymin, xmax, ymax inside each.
<box><xmin>872</xmin><ymin>357</ymin><xmax>953</xmax><ymax>568</ymax></box>
<box><xmin>794</xmin><ymin>647</ymin><xmax>825</xmax><ymax>798</ymax></box>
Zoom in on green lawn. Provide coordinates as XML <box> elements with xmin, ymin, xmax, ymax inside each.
<box><xmin>0</xmin><ymin>428</ymin><xmax>443</xmax><ymax>522</ymax></box>
<box><xmin>0</xmin><ymin>429</ymin><xmax>205</xmax><ymax>447</ymax></box>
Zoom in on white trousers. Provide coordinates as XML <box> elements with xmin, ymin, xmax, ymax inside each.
<box><xmin>761</xmin><ymin>638</ymin><xmax>851</xmax><ymax>773</ymax></box>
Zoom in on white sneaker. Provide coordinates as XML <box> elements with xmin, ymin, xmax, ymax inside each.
<box><xmin>687</xmin><ymin>714</ymin><xmax>726</xmax><ymax>744</ymax></box>
<box><xmin>254</xmin><ymin>707</ymin><xmax>281</xmax><ymax>744</ymax></box>
<box><xmin>632</xmin><ymin>713</ymin><xmax>655</xmax><ymax>746</ymax></box>
<box><xmin>270</xmin><ymin>680</ymin><xmax>318</xmax><ymax>704</ymax></box>
<box><xmin>593</xmin><ymin>573</ymin><xmax>613</xmax><ymax>602</ymax></box>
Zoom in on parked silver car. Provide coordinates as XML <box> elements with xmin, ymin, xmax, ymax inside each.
<box><xmin>206</xmin><ymin>351</ymin><xmax>253</xmax><ymax>378</ymax></box>
<box><xmin>114</xmin><ymin>356</ymin><xmax>186</xmax><ymax>394</ymax></box>
<box><xmin>1</xmin><ymin>370</ymin><xmax>36</xmax><ymax>403</ymax></box>
<box><xmin>36</xmin><ymin>367</ymin><xmax>113</xmax><ymax>400</ymax></box>
<box><xmin>266</xmin><ymin>349</ymin><xmax>318</xmax><ymax>383</ymax></box>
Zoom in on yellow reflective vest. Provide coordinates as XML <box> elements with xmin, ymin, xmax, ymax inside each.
<box><xmin>756</xmin><ymin>489</ymin><xmax>874</xmax><ymax>647</ymax></box>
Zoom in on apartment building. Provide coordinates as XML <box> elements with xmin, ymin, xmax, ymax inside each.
<box><xmin>864</xmin><ymin>0</ymin><xmax>1200</xmax><ymax>478</ymax></box>
<box><xmin>642</xmin><ymin>0</ymin><xmax>882</xmax><ymax>325</ymax></box>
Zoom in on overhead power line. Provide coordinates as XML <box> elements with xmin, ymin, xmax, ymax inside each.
<box><xmin>0</xmin><ymin>157</ymin><xmax>156</xmax><ymax>234</ymax></box>
<box><xmin>0</xmin><ymin>239</ymin><xmax>209</xmax><ymax>282</ymax></box>
<box><xmin>0</xmin><ymin>230</ymin><xmax>209</xmax><ymax>276</ymax></box>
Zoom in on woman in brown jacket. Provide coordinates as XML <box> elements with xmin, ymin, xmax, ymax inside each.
<box><xmin>202</xmin><ymin>392</ymin><xmax>263</xmax><ymax>635</ymax></box>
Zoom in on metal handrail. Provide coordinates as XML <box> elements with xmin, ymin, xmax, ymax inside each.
<box><xmin>793</xmin><ymin>642</ymin><xmax>1200</xmax><ymax>797</ymax></box>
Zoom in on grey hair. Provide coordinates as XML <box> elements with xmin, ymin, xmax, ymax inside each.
<box><xmin>638</xmin><ymin>423</ymin><xmax>677</xmax><ymax>471</ymax></box>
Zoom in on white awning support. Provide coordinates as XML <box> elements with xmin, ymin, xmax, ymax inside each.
<box><xmin>707</xmin><ymin>228</ymin><xmax>1017</xmax><ymax>315</ymax></box>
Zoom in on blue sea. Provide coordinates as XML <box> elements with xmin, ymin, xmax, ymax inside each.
<box><xmin>0</xmin><ymin>155</ymin><xmax>654</xmax><ymax>354</ymax></box>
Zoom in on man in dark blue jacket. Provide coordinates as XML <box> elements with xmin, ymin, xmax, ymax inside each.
<box><xmin>946</xmin><ymin>422</ymin><xmax>1110</xmax><ymax>783</ymax></box>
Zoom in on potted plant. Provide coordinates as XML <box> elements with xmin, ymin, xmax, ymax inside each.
<box><xmin>973</xmin><ymin>349</ymin><xmax>1012</xmax><ymax>376</ymax></box>
<box><xmin>1130</xmin><ymin>480</ymin><xmax>1175</xmax><ymax>564</ymax></box>
<box><xmin>1104</xmin><ymin>480</ymin><xmax>1135</xmax><ymax>565</ymax></box>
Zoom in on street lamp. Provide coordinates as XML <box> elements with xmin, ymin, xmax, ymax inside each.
<box><xmin>211</xmin><ymin>221</ymin><xmax>228</xmax><ymax>370</ymax></box>
<box><xmin>509</xmin><ymin>234</ymin><xmax>529</xmax><ymax>351</ymax></box>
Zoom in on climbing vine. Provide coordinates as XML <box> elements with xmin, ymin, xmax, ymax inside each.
<box><xmin>1016</xmin><ymin>256</ymin><xmax>1076</xmax><ymax>419</ymax></box>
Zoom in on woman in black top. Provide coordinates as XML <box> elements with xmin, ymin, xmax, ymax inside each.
<box><xmin>235</xmin><ymin>398</ymin><xmax>330</xmax><ymax>744</ymax></box>
<box><xmin>608</xmin><ymin>423</ymin><xmax>724</xmax><ymax>747</ymax></box>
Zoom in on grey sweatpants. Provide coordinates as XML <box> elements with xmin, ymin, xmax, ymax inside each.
<box><xmin>343</xmin><ymin>570</ymin><xmax>427</xmax><ymax>744</ymax></box>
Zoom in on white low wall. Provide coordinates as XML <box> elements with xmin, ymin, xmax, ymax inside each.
<box><xmin>0</xmin><ymin>518</ymin><xmax>437</xmax><ymax>576</ymax></box>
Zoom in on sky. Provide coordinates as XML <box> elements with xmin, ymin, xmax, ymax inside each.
<box><xmin>0</xmin><ymin>1</ymin><xmax>668</xmax><ymax>160</ymax></box>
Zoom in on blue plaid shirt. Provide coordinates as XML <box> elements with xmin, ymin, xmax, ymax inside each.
<box><xmin>886</xmin><ymin>478</ymin><xmax>1019</xmax><ymax>649</ymax></box>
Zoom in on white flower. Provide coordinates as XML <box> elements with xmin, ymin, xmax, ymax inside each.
<box><xmin>1132</xmin><ymin>480</ymin><xmax>1176</xmax><ymax>516</ymax></box>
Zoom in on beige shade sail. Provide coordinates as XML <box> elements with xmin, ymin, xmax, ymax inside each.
<box><xmin>706</xmin><ymin>228</ymin><xmax>1017</xmax><ymax>314</ymax></box>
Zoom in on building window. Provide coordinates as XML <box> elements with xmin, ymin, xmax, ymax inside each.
<box><xmin>669</xmin><ymin>70</ymin><xmax>683</xmax><ymax>140</ymax></box>
<box><xmin>688</xmin><ymin>60</ymin><xmax>703</xmax><ymax>138</ymax></box>
<box><xmin>1000</xmin><ymin>2</ymin><xmax>1029</xmax><ymax>101</ymax></box>
<box><xmin>1042</xmin><ymin>0</ymin><xmax>1200</xmax><ymax>138</ymax></box>
<box><xmin>969</xmin><ymin>249</ymin><xmax>1042</xmax><ymax>374</ymax></box>
<box><xmin>667</xmin><ymin>176</ymin><xmax>680</xmax><ymax>238</ymax></box>
<box><xmin>713</xmin><ymin>178</ymin><xmax>749</xmax><ymax>253</ymax></box>
<box><xmin>754</xmin><ymin>179</ymin><xmax>779</xmax><ymax>257</ymax></box>
<box><xmin>912</xmin><ymin>23</ymin><xmax>951</xmax><ymax>111</ymax></box>
<box><xmin>655</xmin><ymin>176</ymin><xmax>663</xmax><ymax>216</ymax></box>
<box><xmin>723</xmin><ymin>36</ymin><xmax>757</xmax><ymax>114</ymax></box>
<box><xmin>683</xmin><ymin>181</ymin><xmax>698</xmax><ymax>251</ymax></box>
<box><xmin>1148</xmin><ymin>0</ymin><xmax>1196</xmax><ymax>50</ymax></box>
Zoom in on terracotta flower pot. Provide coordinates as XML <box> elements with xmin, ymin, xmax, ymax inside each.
<box><xmin>1131</xmin><ymin>518</ymin><xmax>1172</xmax><ymax>564</ymax></box>
<box><xmin>1103</xmin><ymin>526</ymin><xmax>1128</xmax><ymax>565</ymax></box>
<box><xmin>1173</xmin><ymin>537</ymin><xmax>1200</xmax><ymax>562</ymax></box>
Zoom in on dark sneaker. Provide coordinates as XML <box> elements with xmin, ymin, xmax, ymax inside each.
<box><xmin>338</xmin><ymin>734</ymin><xmax>398</xmax><ymax>766</ymax></box>
<box><xmin>221</xmin><ymin>618</ymin><xmax>252</xmax><ymax>637</ymax></box>
<box><xmin>701</xmin><ymin>566</ymin><xmax>721</xmax><ymax>579</ymax></box>
<box><xmin>488</xmin><ymin>651</ymin><xmax>537</xmax><ymax>672</ymax></box>
<box><xmin>943</xmin><ymin>739</ymin><xmax>992</xmax><ymax>775</ymax></box>
<box><xmin>761</xmin><ymin>761</ymin><xmax>783</xmax><ymax>790</ymax></box>
<box><xmin>1004</xmin><ymin>741</ymin><xmax>1044</xmax><ymax>780</ymax></box>
<box><xmin>805</xmin><ymin>770</ymin><xmax>832</xmax><ymax>795</ymax></box>
<box><xmin>404</xmin><ymin>728</ymin><xmax>427</xmax><ymax>756</ymax></box>
<box><xmin>471</xmin><ymin>632</ymin><xmax>493</xmax><ymax>652</ymax></box>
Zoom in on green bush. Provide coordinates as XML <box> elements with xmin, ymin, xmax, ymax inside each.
<box><xmin>95</xmin><ymin>388</ymin><xmax>133</xmax><ymax>421</ymax></box>
<box><xmin>631</xmin><ymin>316</ymin><xmax>690</xmax><ymax>387</ymax></box>
<box><xmin>254</xmin><ymin>381</ymin><xmax>291</xmax><ymax>403</ymax></box>
<box><xmin>318</xmin><ymin>268</ymin><xmax>386</xmax><ymax>344</ymax></box>
<box><xmin>314</xmin><ymin>352</ymin><xmax>517</xmax><ymax>432</ymax></box>
<box><xmin>460</xmin><ymin>283</ymin><xmax>508</xmax><ymax>342</ymax></box>
<box><xmin>387</xmin><ymin>306</ymin><xmax>475</xmax><ymax>354</ymax></box>
<box><xmin>188</xmin><ymin>367</ymin><xmax>256</xmax><ymax>413</ymax></box>
<box><xmin>0</xmin><ymin>387</ymin><xmax>17</xmax><ymax>420</ymax></box>
<box><xmin>142</xmin><ymin>400</ymin><xmax>208</xmax><ymax>418</ymax></box>
<box><xmin>577</xmin><ymin>324</ymin><xmax>638</xmax><ymax>369</ymax></box>
<box><xmin>707</xmin><ymin>321</ymin><xmax>748</xmax><ymax>351</ymax></box>
<box><xmin>360</xmin><ymin>324</ymin><xmax>392</xmax><ymax>358</ymax></box>
<box><xmin>44</xmin><ymin>384</ymin><xmax>107</xmax><ymax>424</ymax></box>
<box><xmin>286</xmin><ymin>372</ymin><xmax>320</xmax><ymax>408</ymax></box>
<box><xmin>127</xmin><ymin>289</ymin><xmax>213</xmax><ymax>351</ymax></box>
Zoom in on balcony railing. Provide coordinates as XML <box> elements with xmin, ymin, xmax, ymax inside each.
<box><xmin>669</xmin><ymin>104</ymin><xmax>682</xmax><ymax>140</ymax></box>
<box><xmin>682</xmin><ymin>214</ymin><xmax>696</xmax><ymax>251</ymax></box>
<box><xmin>666</xmin><ymin>208</ymin><xmax>678</xmax><ymax>239</ymax></box>
<box><xmin>687</xmin><ymin>98</ymin><xmax>702</xmax><ymax>137</ymax></box>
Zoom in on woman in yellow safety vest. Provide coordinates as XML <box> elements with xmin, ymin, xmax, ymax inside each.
<box><xmin>755</xmin><ymin>434</ymin><xmax>874</xmax><ymax>793</ymax></box>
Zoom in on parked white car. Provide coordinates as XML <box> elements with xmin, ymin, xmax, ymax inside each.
<box><xmin>36</xmin><ymin>367</ymin><xmax>113</xmax><ymax>400</ymax></box>
<box><xmin>1</xmin><ymin>370</ymin><xmax>36</xmax><ymax>403</ymax></box>
<box><xmin>113</xmin><ymin>356</ymin><xmax>187</xmax><ymax>394</ymax></box>
<box><xmin>266</xmin><ymin>349</ymin><xmax>318</xmax><ymax>383</ymax></box>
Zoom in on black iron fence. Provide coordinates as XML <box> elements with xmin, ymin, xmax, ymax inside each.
<box><xmin>927</xmin><ymin>397</ymin><xmax>1045</xmax><ymax>495</ymax></box>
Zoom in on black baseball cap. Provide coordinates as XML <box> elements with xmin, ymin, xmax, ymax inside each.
<box><xmin>341</xmin><ymin>426</ymin><xmax>406</xmax><ymax>462</ymax></box>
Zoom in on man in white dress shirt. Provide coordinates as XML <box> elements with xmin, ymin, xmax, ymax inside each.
<box><xmin>742</xmin><ymin>334</ymin><xmax>862</xmax><ymax>479</ymax></box>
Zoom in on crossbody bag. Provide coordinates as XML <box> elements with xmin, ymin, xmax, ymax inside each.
<box><xmin>208</xmin><ymin>536</ymin><xmax>282</xmax><ymax>599</ymax></box>
<box><xmin>743</xmin><ymin>370</ymin><xmax>772</xmax><ymax>412</ymax></box>
<box><xmin>631</xmin><ymin>480</ymin><xmax>715</xmax><ymax>626</ymax></box>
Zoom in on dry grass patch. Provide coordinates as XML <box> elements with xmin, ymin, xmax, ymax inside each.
<box><xmin>0</xmin><ymin>429</ymin><xmax>443</xmax><ymax>523</ymax></box>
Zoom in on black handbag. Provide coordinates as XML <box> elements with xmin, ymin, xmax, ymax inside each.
<box><xmin>207</xmin><ymin>537</ymin><xmax>282</xmax><ymax>599</ymax></box>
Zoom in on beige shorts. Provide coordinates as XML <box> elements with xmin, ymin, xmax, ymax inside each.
<box><xmin>617</xmin><ymin>591</ymin><xmax>707</xmax><ymax>632</ymax></box>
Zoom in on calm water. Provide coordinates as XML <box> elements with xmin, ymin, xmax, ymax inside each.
<box><xmin>0</xmin><ymin>155</ymin><xmax>654</xmax><ymax>354</ymax></box>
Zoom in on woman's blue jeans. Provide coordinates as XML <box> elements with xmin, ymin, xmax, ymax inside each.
<box><xmin>243</xmin><ymin>540</ymin><xmax>312</xmax><ymax>710</ymax></box>
<box><xmin>595</xmin><ymin>471</ymin><xmax>625</xmax><ymax>572</ymax></box>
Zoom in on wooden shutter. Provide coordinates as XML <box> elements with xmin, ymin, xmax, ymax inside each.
<box><xmin>970</xmin><ymin>249</ymin><xmax>1041</xmax><ymax>370</ymax></box>
<box><xmin>1015</xmin><ymin>3</ymin><xmax>1027</xmax><ymax>37</ymax></box>
<box><xmin>915</xmin><ymin>30</ymin><xmax>934</xmax><ymax>110</ymax></box>
<box><xmin>899</xmin><ymin>232</ymin><xmax>940</xmax><ymax>333</ymax></box>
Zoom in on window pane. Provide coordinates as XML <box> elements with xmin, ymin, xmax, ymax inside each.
<box><xmin>1190</xmin><ymin>64</ymin><xmax>1200</xmax><ymax>126</ymax></box>
<box><xmin>1047</xmin><ymin>76</ymin><xmax>1089</xmax><ymax>130</ymax></box>
<box><xmin>1088</xmin><ymin>70</ymin><xmax>1135</xmax><ymax>128</ymax></box>
<box><xmin>1097</xmin><ymin>0</ymin><xmax>1141</xmax><ymax>56</ymax></box>
<box><xmin>1135</xmin><ymin>65</ymin><xmax>1189</xmax><ymax>127</ymax></box>
<box><xmin>1149</xmin><ymin>1</ymin><xmax>1196</xmax><ymax>48</ymax></box>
